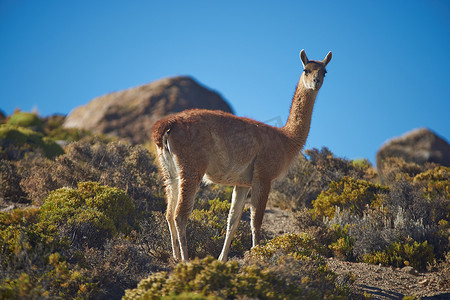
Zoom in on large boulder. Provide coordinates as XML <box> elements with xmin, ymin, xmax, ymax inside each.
<box><xmin>376</xmin><ymin>128</ymin><xmax>450</xmax><ymax>173</ymax></box>
<box><xmin>63</xmin><ymin>76</ymin><xmax>233</xmax><ymax>143</ymax></box>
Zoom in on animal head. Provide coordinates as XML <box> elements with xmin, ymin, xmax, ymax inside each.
<box><xmin>300</xmin><ymin>49</ymin><xmax>332</xmax><ymax>90</ymax></box>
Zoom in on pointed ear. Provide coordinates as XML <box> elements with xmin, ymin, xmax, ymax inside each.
<box><xmin>300</xmin><ymin>49</ymin><xmax>309</xmax><ymax>68</ymax></box>
<box><xmin>322</xmin><ymin>51</ymin><xmax>332</xmax><ymax>67</ymax></box>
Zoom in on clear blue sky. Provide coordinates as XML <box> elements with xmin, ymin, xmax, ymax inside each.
<box><xmin>1</xmin><ymin>0</ymin><xmax>449</xmax><ymax>164</ymax></box>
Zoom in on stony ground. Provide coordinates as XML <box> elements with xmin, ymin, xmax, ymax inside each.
<box><xmin>261</xmin><ymin>207</ymin><xmax>450</xmax><ymax>300</ymax></box>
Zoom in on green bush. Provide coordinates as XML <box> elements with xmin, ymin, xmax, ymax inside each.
<box><xmin>0</xmin><ymin>207</ymin><xmax>97</xmax><ymax>299</ymax></box>
<box><xmin>362</xmin><ymin>240</ymin><xmax>435</xmax><ymax>271</ymax></box>
<box><xmin>123</xmin><ymin>256</ymin><xmax>348</xmax><ymax>300</ymax></box>
<box><xmin>40</xmin><ymin>181</ymin><xmax>136</xmax><ymax>248</ymax></box>
<box><xmin>327</xmin><ymin>224</ymin><xmax>354</xmax><ymax>260</ymax></box>
<box><xmin>0</xmin><ymin>207</ymin><xmax>50</xmax><ymax>265</ymax></box>
<box><xmin>413</xmin><ymin>166</ymin><xmax>450</xmax><ymax>204</ymax></box>
<box><xmin>7</xmin><ymin>112</ymin><xmax>44</xmax><ymax>131</ymax></box>
<box><xmin>0</xmin><ymin>253</ymin><xmax>97</xmax><ymax>299</ymax></box>
<box><xmin>312</xmin><ymin>177</ymin><xmax>389</xmax><ymax>219</ymax></box>
<box><xmin>42</xmin><ymin>114</ymin><xmax>92</xmax><ymax>142</ymax></box>
<box><xmin>0</xmin><ymin>124</ymin><xmax>64</xmax><ymax>159</ymax></box>
<box><xmin>188</xmin><ymin>197</ymin><xmax>251</xmax><ymax>259</ymax></box>
<box><xmin>269</xmin><ymin>148</ymin><xmax>377</xmax><ymax>210</ymax></box>
<box><xmin>250</xmin><ymin>233</ymin><xmax>326</xmax><ymax>261</ymax></box>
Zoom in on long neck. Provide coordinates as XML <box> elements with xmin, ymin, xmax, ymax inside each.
<box><xmin>282</xmin><ymin>75</ymin><xmax>319</xmax><ymax>147</ymax></box>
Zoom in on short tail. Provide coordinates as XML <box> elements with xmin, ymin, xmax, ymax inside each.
<box><xmin>151</xmin><ymin>117</ymin><xmax>175</xmax><ymax>149</ymax></box>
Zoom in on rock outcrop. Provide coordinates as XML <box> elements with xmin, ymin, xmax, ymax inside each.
<box><xmin>63</xmin><ymin>76</ymin><xmax>233</xmax><ymax>143</ymax></box>
<box><xmin>376</xmin><ymin>128</ymin><xmax>450</xmax><ymax>172</ymax></box>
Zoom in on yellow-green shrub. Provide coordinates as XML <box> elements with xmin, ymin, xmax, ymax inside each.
<box><xmin>0</xmin><ymin>207</ymin><xmax>49</xmax><ymax>263</ymax></box>
<box><xmin>123</xmin><ymin>256</ymin><xmax>347</xmax><ymax>300</ymax></box>
<box><xmin>362</xmin><ymin>240</ymin><xmax>434</xmax><ymax>271</ymax></box>
<box><xmin>188</xmin><ymin>198</ymin><xmax>251</xmax><ymax>259</ymax></box>
<box><xmin>413</xmin><ymin>166</ymin><xmax>450</xmax><ymax>202</ymax></box>
<box><xmin>328</xmin><ymin>224</ymin><xmax>354</xmax><ymax>260</ymax></box>
<box><xmin>0</xmin><ymin>124</ymin><xmax>64</xmax><ymax>159</ymax></box>
<box><xmin>7</xmin><ymin>112</ymin><xmax>43</xmax><ymax>131</ymax></box>
<box><xmin>0</xmin><ymin>207</ymin><xmax>97</xmax><ymax>299</ymax></box>
<box><xmin>43</xmin><ymin>114</ymin><xmax>92</xmax><ymax>142</ymax></box>
<box><xmin>379</xmin><ymin>157</ymin><xmax>425</xmax><ymax>183</ymax></box>
<box><xmin>312</xmin><ymin>177</ymin><xmax>389</xmax><ymax>219</ymax></box>
<box><xmin>0</xmin><ymin>253</ymin><xmax>96</xmax><ymax>299</ymax></box>
<box><xmin>250</xmin><ymin>233</ymin><xmax>325</xmax><ymax>261</ymax></box>
<box><xmin>40</xmin><ymin>181</ymin><xmax>136</xmax><ymax>247</ymax></box>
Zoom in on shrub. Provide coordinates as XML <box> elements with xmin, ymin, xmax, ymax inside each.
<box><xmin>0</xmin><ymin>124</ymin><xmax>64</xmax><ymax>160</ymax></box>
<box><xmin>0</xmin><ymin>207</ymin><xmax>50</xmax><ymax>267</ymax></box>
<box><xmin>270</xmin><ymin>148</ymin><xmax>377</xmax><ymax>210</ymax></box>
<box><xmin>0</xmin><ymin>207</ymin><xmax>97</xmax><ymax>299</ymax></box>
<box><xmin>414</xmin><ymin>166</ymin><xmax>450</xmax><ymax>207</ymax></box>
<box><xmin>249</xmin><ymin>233</ymin><xmax>326</xmax><ymax>262</ymax></box>
<box><xmin>306</xmin><ymin>148</ymin><xmax>377</xmax><ymax>184</ymax></box>
<box><xmin>269</xmin><ymin>154</ymin><xmax>320</xmax><ymax>209</ymax></box>
<box><xmin>188</xmin><ymin>197</ymin><xmax>252</xmax><ymax>259</ymax></box>
<box><xmin>378</xmin><ymin>157</ymin><xmax>432</xmax><ymax>185</ymax></box>
<box><xmin>362</xmin><ymin>240</ymin><xmax>435</xmax><ymax>271</ymax></box>
<box><xmin>42</xmin><ymin>114</ymin><xmax>92</xmax><ymax>142</ymax></box>
<box><xmin>7</xmin><ymin>111</ymin><xmax>44</xmax><ymax>132</ymax></box>
<box><xmin>387</xmin><ymin>167</ymin><xmax>449</xmax><ymax>229</ymax></box>
<box><xmin>135</xmin><ymin>211</ymin><xmax>172</xmax><ymax>263</ymax></box>
<box><xmin>123</xmin><ymin>256</ymin><xmax>348</xmax><ymax>300</ymax></box>
<box><xmin>81</xmin><ymin>237</ymin><xmax>162</xmax><ymax>299</ymax></box>
<box><xmin>0</xmin><ymin>253</ymin><xmax>97</xmax><ymax>299</ymax></box>
<box><xmin>18</xmin><ymin>138</ymin><xmax>165</xmax><ymax>210</ymax></box>
<box><xmin>40</xmin><ymin>181</ymin><xmax>136</xmax><ymax>248</ymax></box>
<box><xmin>0</xmin><ymin>159</ymin><xmax>27</xmax><ymax>206</ymax></box>
<box><xmin>312</xmin><ymin>177</ymin><xmax>389</xmax><ymax>219</ymax></box>
<box><xmin>17</xmin><ymin>154</ymin><xmax>56</xmax><ymax>206</ymax></box>
<box><xmin>327</xmin><ymin>224</ymin><xmax>354</xmax><ymax>260</ymax></box>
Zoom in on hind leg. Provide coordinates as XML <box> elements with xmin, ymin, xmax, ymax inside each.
<box><xmin>157</xmin><ymin>147</ymin><xmax>182</xmax><ymax>260</ymax></box>
<box><xmin>165</xmin><ymin>178</ymin><xmax>181</xmax><ymax>260</ymax></box>
<box><xmin>174</xmin><ymin>172</ymin><xmax>203</xmax><ymax>261</ymax></box>
<box><xmin>250</xmin><ymin>179</ymin><xmax>271</xmax><ymax>247</ymax></box>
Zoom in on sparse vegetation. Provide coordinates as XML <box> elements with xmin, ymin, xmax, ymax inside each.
<box><xmin>312</xmin><ymin>177</ymin><xmax>389</xmax><ymax>219</ymax></box>
<box><xmin>0</xmin><ymin>124</ymin><xmax>64</xmax><ymax>160</ymax></box>
<box><xmin>270</xmin><ymin>148</ymin><xmax>377</xmax><ymax>210</ymax></box>
<box><xmin>40</xmin><ymin>182</ymin><xmax>137</xmax><ymax>248</ymax></box>
<box><xmin>123</xmin><ymin>256</ymin><xmax>348</xmax><ymax>300</ymax></box>
<box><xmin>189</xmin><ymin>197</ymin><xmax>252</xmax><ymax>259</ymax></box>
<box><xmin>362</xmin><ymin>240</ymin><xmax>435</xmax><ymax>271</ymax></box>
<box><xmin>0</xmin><ymin>111</ymin><xmax>448</xmax><ymax>299</ymax></box>
<box><xmin>7</xmin><ymin>111</ymin><xmax>44</xmax><ymax>131</ymax></box>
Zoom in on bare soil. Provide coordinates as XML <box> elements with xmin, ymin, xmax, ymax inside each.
<box><xmin>261</xmin><ymin>207</ymin><xmax>450</xmax><ymax>300</ymax></box>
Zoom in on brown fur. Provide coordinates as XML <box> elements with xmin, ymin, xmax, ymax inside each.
<box><xmin>151</xmin><ymin>50</ymin><xmax>332</xmax><ymax>261</ymax></box>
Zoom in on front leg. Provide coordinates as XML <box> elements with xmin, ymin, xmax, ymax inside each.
<box><xmin>218</xmin><ymin>186</ymin><xmax>250</xmax><ymax>262</ymax></box>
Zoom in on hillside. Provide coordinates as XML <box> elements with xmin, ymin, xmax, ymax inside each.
<box><xmin>0</xmin><ymin>108</ymin><xmax>449</xmax><ymax>299</ymax></box>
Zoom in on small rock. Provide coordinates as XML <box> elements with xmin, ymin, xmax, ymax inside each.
<box><xmin>401</xmin><ymin>266</ymin><xmax>418</xmax><ymax>276</ymax></box>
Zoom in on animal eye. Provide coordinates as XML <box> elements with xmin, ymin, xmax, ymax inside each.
<box><xmin>304</xmin><ymin>69</ymin><xmax>310</xmax><ymax>75</ymax></box>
